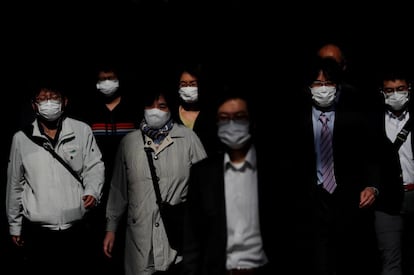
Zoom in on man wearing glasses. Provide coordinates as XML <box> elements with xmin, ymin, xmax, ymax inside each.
<box><xmin>6</xmin><ymin>78</ymin><xmax>105</xmax><ymax>275</ymax></box>
<box><xmin>374</xmin><ymin>68</ymin><xmax>414</xmax><ymax>275</ymax></box>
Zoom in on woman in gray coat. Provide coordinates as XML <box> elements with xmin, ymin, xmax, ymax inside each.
<box><xmin>103</xmin><ymin>79</ymin><xmax>207</xmax><ymax>275</ymax></box>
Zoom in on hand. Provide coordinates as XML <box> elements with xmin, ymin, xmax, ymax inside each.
<box><xmin>359</xmin><ymin>187</ymin><xmax>376</xmax><ymax>208</ymax></box>
<box><xmin>82</xmin><ymin>195</ymin><xmax>96</xmax><ymax>209</ymax></box>
<box><xmin>103</xmin><ymin>231</ymin><xmax>116</xmax><ymax>258</ymax></box>
<box><xmin>11</xmin><ymin>235</ymin><xmax>24</xmax><ymax>247</ymax></box>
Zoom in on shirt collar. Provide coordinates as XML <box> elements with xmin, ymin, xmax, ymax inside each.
<box><xmin>224</xmin><ymin>145</ymin><xmax>257</xmax><ymax>171</ymax></box>
<box><xmin>312</xmin><ymin>107</ymin><xmax>335</xmax><ymax>122</ymax></box>
<box><xmin>386</xmin><ymin>109</ymin><xmax>408</xmax><ymax>121</ymax></box>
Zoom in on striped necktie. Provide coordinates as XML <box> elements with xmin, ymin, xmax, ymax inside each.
<box><xmin>320</xmin><ymin>113</ymin><xmax>337</xmax><ymax>194</ymax></box>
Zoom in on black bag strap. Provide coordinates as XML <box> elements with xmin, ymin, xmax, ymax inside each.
<box><xmin>394</xmin><ymin>116</ymin><xmax>413</xmax><ymax>150</ymax></box>
<box><xmin>22</xmin><ymin>125</ymin><xmax>84</xmax><ymax>188</ymax></box>
<box><xmin>144</xmin><ymin>145</ymin><xmax>163</xmax><ymax>205</ymax></box>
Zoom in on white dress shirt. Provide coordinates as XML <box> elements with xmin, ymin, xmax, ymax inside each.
<box><xmin>224</xmin><ymin>145</ymin><xmax>268</xmax><ymax>270</ymax></box>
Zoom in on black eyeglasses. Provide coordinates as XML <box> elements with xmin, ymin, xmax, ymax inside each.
<box><xmin>35</xmin><ymin>94</ymin><xmax>62</xmax><ymax>103</ymax></box>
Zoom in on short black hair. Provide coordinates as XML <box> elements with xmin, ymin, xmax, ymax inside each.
<box><xmin>139</xmin><ymin>67</ymin><xmax>178</xmax><ymax>121</ymax></box>
<box><xmin>378</xmin><ymin>62</ymin><xmax>412</xmax><ymax>86</ymax></box>
<box><xmin>30</xmin><ymin>77</ymin><xmax>67</xmax><ymax>101</ymax></box>
<box><xmin>304</xmin><ymin>56</ymin><xmax>343</xmax><ymax>87</ymax></box>
<box><xmin>213</xmin><ymin>82</ymin><xmax>255</xmax><ymax>121</ymax></box>
<box><xmin>27</xmin><ymin>65</ymin><xmax>70</xmax><ymax>101</ymax></box>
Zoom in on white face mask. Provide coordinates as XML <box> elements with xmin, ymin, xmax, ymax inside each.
<box><xmin>36</xmin><ymin>100</ymin><xmax>63</xmax><ymax>121</ymax></box>
<box><xmin>217</xmin><ymin>120</ymin><xmax>251</xmax><ymax>150</ymax></box>
<box><xmin>144</xmin><ymin>108</ymin><xmax>171</xmax><ymax>129</ymax></box>
<box><xmin>178</xmin><ymin>87</ymin><xmax>198</xmax><ymax>103</ymax></box>
<box><xmin>96</xmin><ymin>80</ymin><xmax>119</xmax><ymax>96</ymax></box>
<box><xmin>310</xmin><ymin>86</ymin><xmax>337</xmax><ymax>107</ymax></box>
<box><xmin>384</xmin><ymin>91</ymin><xmax>409</xmax><ymax>111</ymax></box>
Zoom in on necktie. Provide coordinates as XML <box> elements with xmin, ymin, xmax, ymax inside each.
<box><xmin>320</xmin><ymin>113</ymin><xmax>337</xmax><ymax>194</ymax></box>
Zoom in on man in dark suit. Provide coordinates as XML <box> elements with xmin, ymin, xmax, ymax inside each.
<box><xmin>290</xmin><ymin>57</ymin><xmax>381</xmax><ymax>275</ymax></box>
<box><xmin>181</xmin><ymin>85</ymin><xmax>290</xmax><ymax>275</ymax></box>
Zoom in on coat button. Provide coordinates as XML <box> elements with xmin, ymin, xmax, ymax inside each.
<box><xmin>147</xmin><ymin>141</ymin><xmax>152</xmax><ymax>145</ymax></box>
<box><xmin>155</xmin><ymin>222</ymin><xmax>159</xmax><ymax>227</ymax></box>
<box><xmin>154</xmin><ymin>155</ymin><xmax>158</xmax><ymax>160</ymax></box>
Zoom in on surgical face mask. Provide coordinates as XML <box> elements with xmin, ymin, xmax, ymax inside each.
<box><xmin>384</xmin><ymin>91</ymin><xmax>409</xmax><ymax>111</ymax></box>
<box><xmin>96</xmin><ymin>80</ymin><xmax>119</xmax><ymax>96</ymax></box>
<box><xmin>310</xmin><ymin>86</ymin><xmax>337</xmax><ymax>107</ymax></box>
<box><xmin>36</xmin><ymin>100</ymin><xmax>63</xmax><ymax>121</ymax></box>
<box><xmin>144</xmin><ymin>108</ymin><xmax>171</xmax><ymax>129</ymax></box>
<box><xmin>217</xmin><ymin>120</ymin><xmax>251</xmax><ymax>150</ymax></box>
<box><xmin>178</xmin><ymin>87</ymin><xmax>198</xmax><ymax>103</ymax></box>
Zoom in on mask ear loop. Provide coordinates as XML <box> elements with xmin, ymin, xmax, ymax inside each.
<box><xmin>379</xmin><ymin>88</ymin><xmax>387</xmax><ymax>99</ymax></box>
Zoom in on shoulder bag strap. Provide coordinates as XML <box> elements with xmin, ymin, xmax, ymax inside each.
<box><xmin>394</xmin><ymin>116</ymin><xmax>413</xmax><ymax>150</ymax></box>
<box><xmin>22</xmin><ymin>125</ymin><xmax>84</xmax><ymax>187</ymax></box>
<box><xmin>144</xmin><ymin>147</ymin><xmax>163</xmax><ymax>205</ymax></box>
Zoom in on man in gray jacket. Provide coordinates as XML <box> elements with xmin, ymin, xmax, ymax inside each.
<box><xmin>6</xmin><ymin>77</ymin><xmax>105</xmax><ymax>275</ymax></box>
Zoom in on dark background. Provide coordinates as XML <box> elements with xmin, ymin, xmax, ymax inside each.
<box><xmin>2</xmin><ymin>0</ymin><xmax>414</xmax><ymax>271</ymax></box>
<box><xmin>4</xmin><ymin>1</ymin><xmax>414</xmax><ymax>102</ymax></box>
<box><xmin>4</xmin><ymin>2</ymin><xmax>414</xmax><ymax>78</ymax></box>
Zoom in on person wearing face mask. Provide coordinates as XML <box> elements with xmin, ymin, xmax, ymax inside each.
<box><xmin>316</xmin><ymin>42</ymin><xmax>368</xmax><ymax>113</ymax></box>
<box><xmin>181</xmin><ymin>85</ymin><xmax>285</xmax><ymax>275</ymax></box>
<box><xmin>103</xmin><ymin>78</ymin><xmax>207</xmax><ymax>275</ymax></box>
<box><xmin>287</xmin><ymin>56</ymin><xmax>383</xmax><ymax>275</ymax></box>
<box><xmin>174</xmin><ymin>63</ymin><xmax>219</xmax><ymax>156</ymax></box>
<box><xmin>5</xmin><ymin>78</ymin><xmax>105</xmax><ymax>275</ymax></box>
<box><xmin>371</xmin><ymin>67</ymin><xmax>414</xmax><ymax>275</ymax></box>
<box><xmin>176</xmin><ymin>64</ymin><xmax>202</xmax><ymax>130</ymax></box>
<box><xmin>75</xmin><ymin>62</ymin><xmax>139</xmax><ymax>275</ymax></box>
<box><xmin>87</xmin><ymin>63</ymin><xmax>138</xmax><ymax>178</ymax></box>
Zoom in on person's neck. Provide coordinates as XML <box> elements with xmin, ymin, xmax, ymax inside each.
<box><xmin>180</xmin><ymin>100</ymin><xmax>200</xmax><ymax>112</ymax></box>
<box><xmin>392</xmin><ymin>111</ymin><xmax>403</xmax><ymax>117</ymax></box>
<box><xmin>228</xmin><ymin>144</ymin><xmax>250</xmax><ymax>163</ymax></box>
<box><xmin>105</xmin><ymin>96</ymin><xmax>121</xmax><ymax>111</ymax></box>
<box><xmin>388</xmin><ymin>106</ymin><xmax>408</xmax><ymax>118</ymax></box>
<box><xmin>314</xmin><ymin>104</ymin><xmax>335</xmax><ymax>113</ymax></box>
<box><xmin>39</xmin><ymin>118</ymin><xmax>60</xmax><ymax>139</ymax></box>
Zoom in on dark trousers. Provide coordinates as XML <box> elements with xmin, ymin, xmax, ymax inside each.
<box><xmin>402</xmin><ymin>211</ymin><xmax>414</xmax><ymax>275</ymax></box>
<box><xmin>374</xmin><ymin>210</ymin><xmax>403</xmax><ymax>275</ymax></box>
<box><xmin>310</xmin><ymin>186</ymin><xmax>377</xmax><ymax>275</ymax></box>
<box><xmin>21</xmin><ymin>219</ymin><xmax>90</xmax><ymax>275</ymax></box>
<box><xmin>153</xmin><ymin>262</ymin><xmax>183</xmax><ymax>275</ymax></box>
<box><xmin>85</xmin><ymin>206</ymin><xmax>127</xmax><ymax>275</ymax></box>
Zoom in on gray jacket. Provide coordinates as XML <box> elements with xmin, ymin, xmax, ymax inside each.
<box><xmin>6</xmin><ymin>117</ymin><xmax>105</xmax><ymax>235</ymax></box>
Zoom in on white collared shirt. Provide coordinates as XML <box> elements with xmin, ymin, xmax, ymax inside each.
<box><xmin>385</xmin><ymin>110</ymin><xmax>414</xmax><ymax>185</ymax></box>
<box><xmin>224</xmin><ymin>145</ymin><xmax>268</xmax><ymax>270</ymax></box>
